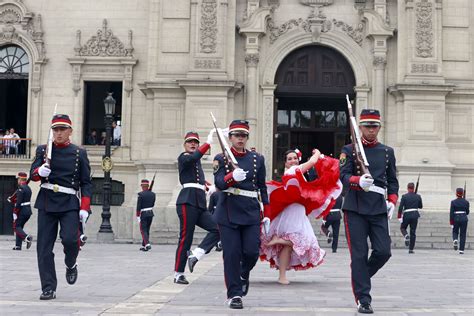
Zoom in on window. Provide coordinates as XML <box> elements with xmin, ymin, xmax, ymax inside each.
<box><xmin>90</xmin><ymin>178</ymin><xmax>125</xmax><ymax>206</ymax></box>
<box><xmin>83</xmin><ymin>81</ymin><xmax>123</xmax><ymax>145</ymax></box>
<box><xmin>0</xmin><ymin>45</ymin><xmax>29</xmax><ymax>78</ymax></box>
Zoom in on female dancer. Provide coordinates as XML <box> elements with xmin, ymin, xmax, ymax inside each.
<box><xmin>260</xmin><ymin>149</ymin><xmax>341</xmax><ymax>284</ymax></box>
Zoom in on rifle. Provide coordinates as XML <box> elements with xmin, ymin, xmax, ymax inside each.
<box><xmin>346</xmin><ymin>95</ymin><xmax>371</xmax><ymax>190</ymax></box>
<box><xmin>149</xmin><ymin>171</ymin><xmax>157</xmax><ymax>191</ymax></box>
<box><xmin>210</xmin><ymin>112</ymin><xmax>239</xmax><ymax>170</ymax></box>
<box><xmin>463</xmin><ymin>181</ymin><xmax>467</xmax><ymax>199</ymax></box>
<box><xmin>44</xmin><ymin>104</ymin><xmax>58</xmax><ymax>166</ymax></box>
<box><xmin>415</xmin><ymin>173</ymin><xmax>421</xmax><ymax>194</ymax></box>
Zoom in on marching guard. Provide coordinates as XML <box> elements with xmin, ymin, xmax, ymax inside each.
<box><xmin>174</xmin><ymin>131</ymin><xmax>220</xmax><ymax>284</ymax></box>
<box><xmin>213</xmin><ymin>120</ymin><xmax>270</xmax><ymax>309</ymax></box>
<box><xmin>450</xmin><ymin>187</ymin><xmax>470</xmax><ymax>254</ymax></box>
<box><xmin>397</xmin><ymin>182</ymin><xmax>422</xmax><ymax>253</ymax></box>
<box><xmin>340</xmin><ymin>109</ymin><xmax>399</xmax><ymax>314</ymax></box>
<box><xmin>320</xmin><ymin>194</ymin><xmax>343</xmax><ymax>253</ymax></box>
<box><xmin>30</xmin><ymin>114</ymin><xmax>92</xmax><ymax>300</ymax></box>
<box><xmin>10</xmin><ymin>172</ymin><xmax>33</xmax><ymax>250</ymax></box>
<box><xmin>136</xmin><ymin>179</ymin><xmax>156</xmax><ymax>251</ymax></box>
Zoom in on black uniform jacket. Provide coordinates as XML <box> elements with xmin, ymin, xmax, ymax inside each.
<box><xmin>340</xmin><ymin>143</ymin><xmax>399</xmax><ymax>215</ymax></box>
<box><xmin>137</xmin><ymin>190</ymin><xmax>156</xmax><ymax>218</ymax></box>
<box><xmin>30</xmin><ymin>143</ymin><xmax>92</xmax><ymax>213</ymax></box>
<box><xmin>176</xmin><ymin>149</ymin><xmax>207</xmax><ymax>209</ymax></box>
<box><xmin>398</xmin><ymin>192</ymin><xmax>422</xmax><ymax>220</ymax></box>
<box><xmin>450</xmin><ymin>197</ymin><xmax>470</xmax><ymax>224</ymax></box>
<box><xmin>213</xmin><ymin>150</ymin><xmax>268</xmax><ymax>227</ymax></box>
<box><xmin>13</xmin><ymin>184</ymin><xmax>32</xmax><ymax>216</ymax></box>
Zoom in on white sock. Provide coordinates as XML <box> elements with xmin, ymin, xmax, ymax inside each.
<box><xmin>192</xmin><ymin>247</ymin><xmax>206</xmax><ymax>261</ymax></box>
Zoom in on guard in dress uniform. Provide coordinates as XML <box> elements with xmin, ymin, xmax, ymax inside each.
<box><xmin>320</xmin><ymin>194</ymin><xmax>343</xmax><ymax>253</ymax></box>
<box><xmin>174</xmin><ymin>130</ymin><xmax>220</xmax><ymax>284</ymax></box>
<box><xmin>450</xmin><ymin>188</ymin><xmax>470</xmax><ymax>254</ymax></box>
<box><xmin>136</xmin><ymin>179</ymin><xmax>155</xmax><ymax>251</ymax></box>
<box><xmin>340</xmin><ymin>109</ymin><xmax>399</xmax><ymax>314</ymax></box>
<box><xmin>397</xmin><ymin>182</ymin><xmax>422</xmax><ymax>253</ymax></box>
<box><xmin>11</xmin><ymin>172</ymin><xmax>33</xmax><ymax>250</ymax></box>
<box><xmin>213</xmin><ymin>120</ymin><xmax>270</xmax><ymax>309</ymax></box>
<box><xmin>30</xmin><ymin>114</ymin><xmax>92</xmax><ymax>300</ymax></box>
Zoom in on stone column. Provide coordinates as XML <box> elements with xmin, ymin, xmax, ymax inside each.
<box><xmin>373</xmin><ymin>55</ymin><xmax>387</xmax><ymax>127</ymax></box>
<box><xmin>260</xmin><ymin>84</ymin><xmax>277</xmax><ymax>179</ymax></box>
<box><xmin>244</xmin><ymin>53</ymin><xmax>259</xmax><ymax>147</ymax></box>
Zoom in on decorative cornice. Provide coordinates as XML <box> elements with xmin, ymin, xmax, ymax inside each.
<box><xmin>75</xmin><ymin>19</ymin><xmax>133</xmax><ymax>57</ymax></box>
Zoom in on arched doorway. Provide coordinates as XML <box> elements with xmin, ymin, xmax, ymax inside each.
<box><xmin>0</xmin><ymin>45</ymin><xmax>29</xmax><ymax>140</ymax></box>
<box><xmin>273</xmin><ymin>45</ymin><xmax>355</xmax><ymax>178</ymax></box>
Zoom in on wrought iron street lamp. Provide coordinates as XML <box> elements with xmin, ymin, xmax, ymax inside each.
<box><xmin>98</xmin><ymin>92</ymin><xmax>115</xmax><ymax>241</ymax></box>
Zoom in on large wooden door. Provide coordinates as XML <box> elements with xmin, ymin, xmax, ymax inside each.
<box><xmin>0</xmin><ymin>176</ymin><xmax>16</xmax><ymax>235</ymax></box>
<box><xmin>273</xmin><ymin>45</ymin><xmax>355</xmax><ymax>179</ymax></box>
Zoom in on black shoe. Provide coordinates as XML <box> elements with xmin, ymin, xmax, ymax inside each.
<box><xmin>66</xmin><ymin>264</ymin><xmax>78</xmax><ymax>285</ymax></box>
<box><xmin>241</xmin><ymin>277</ymin><xmax>250</xmax><ymax>296</ymax></box>
<box><xmin>145</xmin><ymin>244</ymin><xmax>151</xmax><ymax>251</ymax></box>
<box><xmin>409</xmin><ymin>250</ymin><xmax>415</xmax><ymax>254</ymax></box>
<box><xmin>459</xmin><ymin>251</ymin><xmax>464</xmax><ymax>254</ymax></box>
<box><xmin>228</xmin><ymin>296</ymin><xmax>243</xmax><ymax>309</ymax></box>
<box><xmin>174</xmin><ymin>275</ymin><xmax>189</xmax><ymax>285</ymax></box>
<box><xmin>453</xmin><ymin>240</ymin><xmax>458</xmax><ymax>251</ymax></box>
<box><xmin>139</xmin><ymin>246</ymin><xmax>148</xmax><ymax>252</ymax></box>
<box><xmin>320</xmin><ymin>225</ymin><xmax>329</xmax><ymax>237</ymax></box>
<box><xmin>215</xmin><ymin>241</ymin><xmax>223</xmax><ymax>252</ymax></box>
<box><xmin>12</xmin><ymin>246</ymin><xmax>21</xmax><ymax>251</ymax></box>
<box><xmin>404</xmin><ymin>235</ymin><xmax>410</xmax><ymax>247</ymax></box>
<box><xmin>332</xmin><ymin>249</ymin><xmax>337</xmax><ymax>253</ymax></box>
<box><xmin>327</xmin><ymin>231</ymin><xmax>333</xmax><ymax>244</ymax></box>
<box><xmin>26</xmin><ymin>235</ymin><xmax>33</xmax><ymax>249</ymax></box>
<box><xmin>357</xmin><ymin>302</ymin><xmax>374</xmax><ymax>314</ymax></box>
<box><xmin>39</xmin><ymin>290</ymin><xmax>56</xmax><ymax>300</ymax></box>
<box><xmin>187</xmin><ymin>251</ymin><xmax>198</xmax><ymax>273</ymax></box>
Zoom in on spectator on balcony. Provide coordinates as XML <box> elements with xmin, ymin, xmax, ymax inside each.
<box><xmin>99</xmin><ymin>131</ymin><xmax>107</xmax><ymax>145</ymax></box>
<box><xmin>9</xmin><ymin>128</ymin><xmax>21</xmax><ymax>155</ymax></box>
<box><xmin>112</xmin><ymin>121</ymin><xmax>121</xmax><ymax>146</ymax></box>
<box><xmin>4</xmin><ymin>130</ymin><xmax>13</xmax><ymax>155</ymax></box>
<box><xmin>86</xmin><ymin>129</ymin><xmax>98</xmax><ymax>145</ymax></box>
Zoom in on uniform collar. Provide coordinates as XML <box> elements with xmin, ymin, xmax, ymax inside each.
<box><xmin>231</xmin><ymin>146</ymin><xmax>247</xmax><ymax>157</ymax></box>
<box><xmin>53</xmin><ymin>140</ymin><xmax>71</xmax><ymax>148</ymax></box>
<box><xmin>361</xmin><ymin>137</ymin><xmax>378</xmax><ymax>148</ymax></box>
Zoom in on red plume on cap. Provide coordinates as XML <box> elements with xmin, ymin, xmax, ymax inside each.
<box><xmin>17</xmin><ymin>172</ymin><xmax>28</xmax><ymax>179</ymax></box>
<box><xmin>294</xmin><ymin>148</ymin><xmax>302</xmax><ymax>162</ymax></box>
<box><xmin>141</xmin><ymin>179</ymin><xmax>150</xmax><ymax>185</ymax></box>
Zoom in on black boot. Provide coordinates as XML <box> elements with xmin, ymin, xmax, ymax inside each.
<box><xmin>187</xmin><ymin>250</ymin><xmax>198</xmax><ymax>273</ymax></box>
<box><xmin>26</xmin><ymin>235</ymin><xmax>33</xmax><ymax>250</ymax></box>
<box><xmin>174</xmin><ymin>275</ymin><xmax>189</xmax><ymax>285</ymax></box>
<box><xmin>241</xmin><ymin>277</ymin><xmax>250</xmax><ymax>296</ymax></box>
<box><xmin>39</xmin><ymin>290</ymin><xmax>56</xmax><ymax>300</ymax></box>
<box><xmin>453</xmin><ymin>240</ymin><xmax>458</xmax><ymax>251</ymax></box>
<box><xmin>404</xmin><ymin>235</ymin><xmax>410</xmax><ymax>247</ymax></box>
<box><xmin>66</xmin><ymin>264</ymin><xmax>78</xmax><ymax>285</ymax></box>
<box><xmin>215</xmin><ymin>241</ymin><xmax>223</xmax><ymax>252</ymax></box>
<box><xmin>228</xmin><ymin>296</ymin><xmax>243</xmax><ymax>309</ymax></box>
<box><xmin>12</xmin><ymin>246</ymin><xmax>21</xmax><ymax>251</ymax></box>
<box><xmin>327</xmin><ymin>231</ymin><xmax>333</xmax><ymax>244</ymax></box>
<box><xmin>357</xmin><ymin>302</ymin><xmax>374</xmax><ymax>314</ymax></box>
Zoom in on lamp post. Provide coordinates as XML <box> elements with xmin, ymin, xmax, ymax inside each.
<box><xmin>97</xmin><ymin>92</ymin><xmax>115</xmax><ymax>242</ymax></box>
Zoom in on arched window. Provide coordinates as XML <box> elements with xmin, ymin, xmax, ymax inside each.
<box><xmin>0</xmin><ymin>45</ymin><xmax>29</xmax><ymax>79</ymax></box>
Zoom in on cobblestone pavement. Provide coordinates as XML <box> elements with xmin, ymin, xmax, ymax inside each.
<box><xmin>0</xmin><ymin>240</ymin><xmax>472</xmax><ymax>315</ymax></box>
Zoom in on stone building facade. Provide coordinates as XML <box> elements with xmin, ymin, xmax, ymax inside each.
<box><xmin>0</xmin><ymin>0</ymin><xmax>472</xmax><ymax>241</ymax></box>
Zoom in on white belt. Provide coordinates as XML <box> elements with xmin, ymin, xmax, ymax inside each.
<box><xmin>403</xmin><ymin>208</ymin><xmax>418</xmax><ymax>213</ymax></box>
<box><xmin>21</xmin><ymin>202</ymin><xmax>31</xmax><ymax>206</ymax></box>
<box><xmin>455</xmin><ymin>211</ymin><xmax>466</xmax><ymax>214</ymax></box>
<box><xmin>368</xmin><ymin>185</ymin><xmax>386</xmax><ymax>195</ymax></box>
<box><xmin>182</xmin><ymin>183</ymin><xmax>205</xmax><ymax>191</ymax></box>
<box><xmin>330</xmin><ymin>209</ymin><xmax>341</xmax><ymax>213</ymax></box>
<box><xmin>41</xmin><ymin>183</ymin><xmax>77</xmax><ymax>195</ymax></box>
<box><xmin>141</xmin><ymin>207</ymin><xmax>153</xmax><ymax>212</ymax></box>
<box><xmin>223</xmin><ymin>187</ymin><xmax>258</xmax><ymax>198</ymax></box>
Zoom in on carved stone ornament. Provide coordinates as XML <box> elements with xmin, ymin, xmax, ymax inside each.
<box><xmin>200</xmin><ymin>0</ymin><xmax>218</xmax><ymax>54</ymax></box>
<box><xmin>411</xmin><ymin>63</ymin><xmax>437</xmax><ymax>73</ymax></box>
<box><xmin>415</xmin><ymin>0</ymin><xmax>433</xmax><ymax>58</ymax></box>
<box><xmin>373</xmin><ymin>56</ymin><xmax>387</xmax><ymax>67</ymax></box>
<box><xmin>194</xmin><ymin>59</ymin><xmax>221</xmax><ymax>69</ymax></box>
<box><xmin>76</xmin><ymin>19</ymin><xmax>133</xmax><ymax>57</ymax></box>
<box><xmin>0</xmin><ymin>4</ymin><xmax>21</xmax><ymax>24</ymax></box>
<box><xmin>245</xmin><ymin>53</ymin><xmax>259</xmax><ymax>67</ymax></box>
<box><xmin>266</xmin><ymin>12</ymin><xmax>364</xmax><ymax>46</ymax></box>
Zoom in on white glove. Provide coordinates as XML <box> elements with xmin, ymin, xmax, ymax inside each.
<box><xmin>358</xmin><ymin>173</ymin><xmax>373</xmax><ymax>190</ymax></box>
<box><xmin>136</xmin><ymin>216</ymin><xmax>141</xmax><ymax>223</ymax></box>
<box><xmin>220</xmin><ymin>127</ymin><xmax>230</xmax><ymax>138</ymax></box>
<box><xmin>206</xmin><ymin>184</ymin><xmax>216</xmax><ymax>197</ymax></box>
<box><xmin>79</xmin><ymin>210</ymin><xmax>89</xmax><ymax>222</ymax></box>
<box><xmin>232</xmin><ymin>168</ymin><xmax>248</xmax><ymax>182</ymax></box>
<box><xmin>322</xmin><ymin>220</ymin><xmax>327</xmax><ymax>225</ymax></box>
<box><xmin>38</xmin><ymin>163</ymin><xmax>51</xmax><ymax>177</ymax></box>
<box><xmin>450</xmin><ymin>225</ymin><xmax>454</xmax><ymax>229</ymax></box>
<box><xmin>13</xmin><ymin>213</ymin><xmax>17</xmax><ymax>221</ymax></box>
<box><xmin>398</xmin><ymin>218</ymin><xmax>403</xmax><ymax>223</ymax></box>
<box><xmin>206</xmin><ymin>129</ymin><xmax>215</xmax><ymax>145</ymax></box>
<box><xmin>386</xmin><ymin>201</ymin><xmax>395</xmax><ymax>219</ymax></box>
<box><xmin>261</xmin><ymin>217</ymin><xmax>270</xmax><ymax>235</ymax></box>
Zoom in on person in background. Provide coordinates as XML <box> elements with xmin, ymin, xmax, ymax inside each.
<box><xmin>86</xmin><ymin>129</ymin><xmax>98</xmax><ymax>145</ymax></box>
<box><xmin>112</xmin><ymin>121</ymin><xmax>121</xmax><ymax>146</ymax></box>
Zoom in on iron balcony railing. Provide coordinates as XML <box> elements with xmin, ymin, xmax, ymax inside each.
<box><xmin>0</xmin><ymin>138</ymin><xmax>32</xmax><ymax>159</ymax></box>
